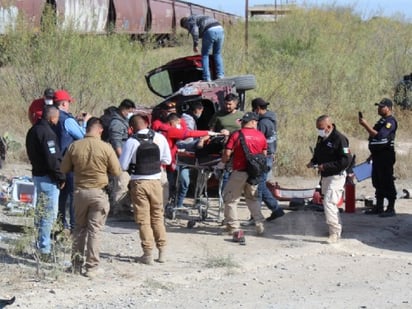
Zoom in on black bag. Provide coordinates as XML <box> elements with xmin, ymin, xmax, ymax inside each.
<box><xmin>238</xmin><ymin>131</ymin><xmax>268</xmax><ymax>184</ymax></box>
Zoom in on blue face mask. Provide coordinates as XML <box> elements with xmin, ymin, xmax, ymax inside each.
<box><xmin>127</xmin><ymin>112</ymin><xmax>134</xmax><ymax>120</ymax></box>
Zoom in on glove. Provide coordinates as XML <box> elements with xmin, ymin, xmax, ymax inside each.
<box><xmin>208</xmin><ymin>131</ymin><xmax>218</xmax><ymax>136</ymax></box>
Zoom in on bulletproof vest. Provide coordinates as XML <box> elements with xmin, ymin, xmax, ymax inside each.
<box><xmin>129</xmin><ymin>130</ymin><xmax>161</xmax><ymax>175</ymax></box>
<box><xmin>368</xmin><ymin>116</ymin><xmax>397</xmax><ymax>152</ymax></box>
<box><xmin>54</xmin><ymin>110</ymin><xmax>75</xmax><ymax>154</ymax></box>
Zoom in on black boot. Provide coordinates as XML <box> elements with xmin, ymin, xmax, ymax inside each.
<box><xmin>365</xmin><ymin>198</ymin><xmax>384</xmax><ymax>215</ymax></box>
<box><xmin>379</xmin><ymin>199</ymin><xmax>396</xmax><ymax>217</ymax></box>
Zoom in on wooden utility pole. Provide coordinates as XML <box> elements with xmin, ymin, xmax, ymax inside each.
<box><xmin>245</xmin><ymin>0</ymin><xmax>249</xmax><ymax>54</ymax></box>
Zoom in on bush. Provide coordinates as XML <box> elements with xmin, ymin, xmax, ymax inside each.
<box><xmin>0</xmin><ymin>5</ymin><xmax>411</xmax><ymax>177</ymax></box>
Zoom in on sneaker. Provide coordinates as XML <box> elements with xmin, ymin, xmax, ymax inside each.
<box><xmin>326</xmin><ymin>233</ymin><xmax>340</xmax><ymax>244</ymax></box>
<box><xmin>255</xmin><ymin>222</ymin><xmax>264</xmax><ymax>236</ymax></box>
<box><xmin>266</xmin><ymin>208</ymin><xmax>285</xmax><ymax>222</ymax></box>
<box><xmin>379</xmin><ymin>209</ymin><xmax>396</xmax><ymax>217</ymax></box>
<box><xmin>241</xmin><ymin>217</ymin><xmax>255</xmax><ymax>227</ymax></box>
<box><xmin>232</xmin><ymin>229</ymin><xmax>245</xmax><ymax>242</ymax></box>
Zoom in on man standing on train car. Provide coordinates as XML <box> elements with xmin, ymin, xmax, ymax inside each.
<box><xmin>180</xmin><ymin>15</ymin><xmax>225</xmax><ymax>82</ymax></box>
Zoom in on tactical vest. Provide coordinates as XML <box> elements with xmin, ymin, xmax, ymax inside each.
<box><xmin>54</xmin><ymin>110</ymin><xmax>75</xmax><ymax>154</ymax></box>
<box><xmin>368</xmin><ymin>116</ymin><xmax>397</xmax><ymax>153</ymax></box>
<box><xmin>128</xmin><ymin>130</ymin><xmax>161</xmax><ymax>175</ymax></box>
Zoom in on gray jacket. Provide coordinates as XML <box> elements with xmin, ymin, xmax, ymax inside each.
<box><xmin>183</xmin><ymin>15</ymin><xmax>221</xmax><ymax>48</ymax></box>
<box><xmin>108</xmin><ymin>110</ymin><xmax>129</xmax><ymax>150</ymax></box>
<box><xmin>257</xmin><ymin>111</ymin><xmax>277</xmax><ymax>155</ymax></box>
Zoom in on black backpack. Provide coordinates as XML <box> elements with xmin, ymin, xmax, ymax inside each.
<box><xmin>128</xmin><ymin>130</ymin><xmax>161</xmax><ymax>175</ymax></box>
<box><xmin>100</xmin><ymin>106</ymin><xmax>118</xmax><ymax>142</ymax></box>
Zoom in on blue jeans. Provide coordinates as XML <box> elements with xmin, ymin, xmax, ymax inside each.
<box><xmin>33</xmin><ymin>175</ymin><xmax>60</xmax><ymax>254</ymax></box>
<box><xmin>258</xmin><ymin>156</ymin><xmax>280</xmax><ymax>212</ymax></box>
<box><xmin>176</xmin><ymin>167</ymin><xmax>190</xmax><ymax>207</ymax></box>
<box><xmin>58</xmin><ymin>172</ymin><xmax>74</xmax><ymax>230</ymax></box>
<box><xmin>202</xmin><ymin>26</ymin><xmax>225</xmax><ymax>81</ymax></box>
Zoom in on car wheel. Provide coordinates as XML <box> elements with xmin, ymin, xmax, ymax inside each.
<box><xmin>230</xmin><ymin>74</ymin><xmax>256</xmax><ymax>91</ymax></box>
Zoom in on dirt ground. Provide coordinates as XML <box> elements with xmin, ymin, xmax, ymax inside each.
<box><xmin>1</xmin><ymin>163</ymin><xmax>412</xmax><ymax>308</ymax></box>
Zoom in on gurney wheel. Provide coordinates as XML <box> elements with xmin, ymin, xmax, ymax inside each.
<box><xmin>165</xmin><ymin>206</ymin><xmax>175</xmax><ymax>220</ymax></box>
<box><xmin>187</xmin><ymin>220</ymin><xmax>196</xmax><ymax>229</ymax></box>
<box><xmin>200</xmin><ymin>208</ymin><xmax>208</xmax><ymax>221</ymax></box>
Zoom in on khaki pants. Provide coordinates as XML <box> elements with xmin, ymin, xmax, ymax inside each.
<box><xmin>129</xmin><ymin>179</ymin><xmax>166</xmax><ymax>253</ymax></box>
<box><xmin>72</xmin><ymin>188</ymin><xmax>109</xmax><ymax>270</ymax></box>
<box><xmin>223</xmin><ymin>170</ymin><xmax>264</xmax><ymax>229</ymax></box>
<box><xmin>321</xmin><ymin>173</ymin><xmax>346</xmax><ymax>236</ymax></box>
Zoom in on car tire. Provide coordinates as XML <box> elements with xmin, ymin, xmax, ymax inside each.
<box><xmin>230</xmin><ymin>74</ymin><xmax>257</xmax><ymax>91</ymax></box>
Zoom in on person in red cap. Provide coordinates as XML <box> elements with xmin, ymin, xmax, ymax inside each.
<box><xmin>53</xmin><ymin>89</ymin><xmax>91</xmax><ymax>233</ymax></box>
<box><xmin>28</xmin><ymin>88</ymin><xmax>55</xmax><ymax>125</ymax></box>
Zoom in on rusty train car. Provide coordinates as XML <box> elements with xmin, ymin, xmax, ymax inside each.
<box><xmin>0</xmin><ymin>0</ymin><xmax>237</xmax><ymax>37</ymax></box>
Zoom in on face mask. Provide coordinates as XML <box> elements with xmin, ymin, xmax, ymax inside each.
<box><xmin>44</xmin><ymin>99</ymin><xmax>53</xmax><ymax>105</ymax></box>
<box><xmin>175</xmin><ymin>123</ymin><xmax>182</xmax><ymax>129</ymax></box>
<box><xmin>317</xmin><ymin>129</ymin><xmax>326</xmax><ymax>138</ymax></box>
<box><xmin>127</xmin><ymin>112</ymin><xmax>134</xmax><ymax>120</ymax></box>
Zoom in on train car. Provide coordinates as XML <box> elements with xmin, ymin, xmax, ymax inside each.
<box><xmin>0</xmin><ymin>0</ymin><xmax>237</xmax><ymax>36</ymax></box>
<box><xmin>0</xmin><ymin>0</ymin><xmax>45</xmax><ymax>33</ymax></box>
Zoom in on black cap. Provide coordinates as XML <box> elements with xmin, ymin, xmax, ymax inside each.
<box><xmin>241</xmin><ymin>112</ymin><xmax>259</xmax><ymax>123</ymax></box>
<box><xmin>43</xmin><ymin>88</ymin><xmax>54</xmax><ymax>99</ymax></box>
<box><xmin>375</xmin><ymin>98</ymin><xmax>393</xmax><ymax>108</ymax></box>
<box><xmin>251</xmin><ymin>97</ymin><xmax>269</xmax><ymax>109</ymax></box>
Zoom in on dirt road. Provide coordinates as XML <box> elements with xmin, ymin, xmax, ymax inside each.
<box><xmin>1</xmin><ymin>164</ymin><xmax>412</xmax><ymax>308</ymax></box>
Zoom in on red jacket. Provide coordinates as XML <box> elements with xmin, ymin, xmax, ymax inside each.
<box><xmin>152</xmin><ymin>118</ymin><xmax>187</xmax><ymax>134</ymax></box>
<box><xmin>166</xmin><ymin>127</ymin><xmax>209</xmax><ymax>170</ymax></box>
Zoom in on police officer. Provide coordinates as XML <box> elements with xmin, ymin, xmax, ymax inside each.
<box><xmin>359</xmin><ymin>98</ymin><xmax>398</xmax><ymax>217</ymax></box>
<box><xmin>307</xmin><ymin>115</ymin><xmax>351</xmax><ymax>244</ymax></box>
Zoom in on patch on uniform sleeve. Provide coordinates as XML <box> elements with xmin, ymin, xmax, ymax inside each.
<box><xmin>343</xmin><ymin>147</ymin><xmax>350</xmax><ymax>154</ymax></box>
<box><xmin>47</xmin><ymin>140</ymin><xmax>56</xmax><ymax>154</ymax></box>
<box><xmin>385</xmin><ymin>122</ymin><xmax>392</xmax><ymax>129</ymax></box>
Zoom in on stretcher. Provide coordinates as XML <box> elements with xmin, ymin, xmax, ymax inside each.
<box><xmin>164</xmin><ymin>151</ymin><xmax>224</xmax><ymax>228</ymax></box>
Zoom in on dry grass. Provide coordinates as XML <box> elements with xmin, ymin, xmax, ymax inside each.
<box><xmin>1</xmin><ymin>7</ymin><xmax>412</xmax><ymax>176</ymax></box>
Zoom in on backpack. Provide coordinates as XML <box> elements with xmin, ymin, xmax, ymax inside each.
<box><xmin>100</xmin><ymin>106</ymin><xmax>118</xmax><ymax>142</ymax></box>
<box><xmin>238</xmin><ymin>131</ymin><xmax>268</xmax><ymax>185</ymax></box>
<box><xmin>128</xmin><ymin>130</ymin><xmax>161</xmax><ymax>175</ymax></box>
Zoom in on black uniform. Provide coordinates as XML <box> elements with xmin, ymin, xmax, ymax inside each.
<box><xmin>311</xmin><ymin>125</ymin><xmax>351</xmax><ymax>177</ymax></box>
<box><xmin>368</xmin><ymin>115</ymin><xmax>397</xmax><ymax>202</ymax></box>
<box><xmin>26</xmin><ymin>119</ymin><xmax>65</xmax><ymax>184</ymax></box>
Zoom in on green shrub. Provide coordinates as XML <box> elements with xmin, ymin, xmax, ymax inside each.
<box><xmin>0</xmin><ymin>6</ymin><xmax>411</xmax><ymax>177</ymax></box>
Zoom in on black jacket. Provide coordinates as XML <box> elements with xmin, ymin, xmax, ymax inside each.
<box><xmin>26</xmin><ymin>119</ymin><xmax>65</xmax><ymax>183</ymax></box>
<box><xmin>311</xmin><ymin>125</ymin><xmax>351</xmax><ymax>177</ymax></box>
<box><xmin>257</xmin><ymin>110</ymin><xmax>277</xmax><ymax>155</ymax></box>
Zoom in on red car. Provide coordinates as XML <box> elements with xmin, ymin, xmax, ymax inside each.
<box><xmin>145</xmin><ymin>55</ymin><xmax>256</xmax><ymax>130</ymax></box>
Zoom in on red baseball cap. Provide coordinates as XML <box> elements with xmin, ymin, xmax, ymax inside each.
<box><xmin>54</xmin><ymin>90</ymin><xmax>74</xmax><ymax>102</ymax></box>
